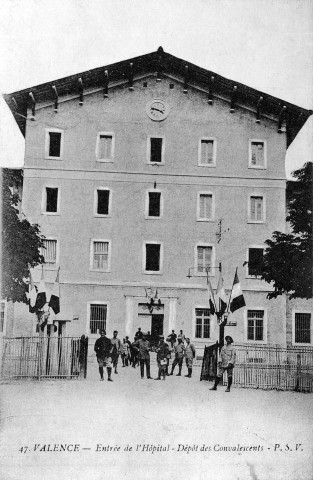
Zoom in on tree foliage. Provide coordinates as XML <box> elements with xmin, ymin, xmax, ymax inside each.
<box><xmin>1</xmin><ymin>169</ymin><xmax>45</xmax><ymax>303</ymax></box>
<box><xmin>261</xmin><ymin>162</ymin><xmax>312</xmax><ymax>299</ymax></box>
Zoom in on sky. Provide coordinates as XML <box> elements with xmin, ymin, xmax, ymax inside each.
<box><xmin>0</xmin><ymin>0</ymin><xmax>312</xmax><ymax>178</ymax></box>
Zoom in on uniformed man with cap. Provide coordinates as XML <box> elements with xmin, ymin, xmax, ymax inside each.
<box><xmin>210</xmin><ymin>336</ymin><xmax>236</xmax><ymax>392</ymax></box>
<box><xmin>94</xmin><ymin>329</ymin><xmax>114</xmax><ymax>382</ymax></box>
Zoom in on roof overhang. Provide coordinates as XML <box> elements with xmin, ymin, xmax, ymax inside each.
<box><xmin>3</xmin><ymin>47</ymin><xmax>312</xmax><ymax>148</ymax></box>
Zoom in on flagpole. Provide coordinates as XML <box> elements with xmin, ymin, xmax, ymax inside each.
<box><xmin>227</xmin><ymin>267</ymin><xmax>237</xmax><ymax>313</ymax></box>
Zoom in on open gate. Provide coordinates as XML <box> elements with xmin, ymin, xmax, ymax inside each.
<box><xmin>1</xmin><ymin>335</ymin><xmax>88</xmax><ymax>380</ymax></box>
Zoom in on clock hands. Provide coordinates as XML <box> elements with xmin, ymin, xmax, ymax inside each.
<box><xmin>151</xmin><ymin>107</ymin><xmax>165</xmax><ymax>113</ymax></box>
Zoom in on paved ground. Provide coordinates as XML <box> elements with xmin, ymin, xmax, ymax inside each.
<box><xmin>1</xmin><ymin>361</ymin><xmax>312</xmax><ymax>480</ymax></box>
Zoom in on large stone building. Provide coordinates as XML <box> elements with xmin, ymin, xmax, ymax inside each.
<box><xmin>3</xmin><ymin>47</ymin><xmax>312</xmax><ymax>351</ymax></box>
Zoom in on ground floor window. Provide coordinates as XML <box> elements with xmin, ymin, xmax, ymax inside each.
<box><xmin>247</xmin><ymin>310</ymin><xmax>264</xmax><ymax>341</ymax></box>
<box><xmin>295</xmin><ymin>313</ymin><xmax>311</xmax><ymax>344</ymax></box>
<box><xmin>90</xmin><ymin>304</ymin><xmax>107</xmax><ymax>334</ymax></box>
<box><xmin>195</xmin><ymin>308</ymin><xmax>210</xmax><ymax>338</ymax></box>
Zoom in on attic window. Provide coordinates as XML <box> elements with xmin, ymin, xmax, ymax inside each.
<box><xmin>198</xmin><ymin>138</ymin><xmax>216</xmax><ymax>167</ymax></box>
<box><xmin>148</xmin><ymin>137</ymin><xmax>164</xmax><ymax>164</ymax></box>
<box><xmin>45</xmin><ymin>129</ymin><xmax>63</xmax><ymax>159</ymax></box>
<box><xmin>249</xmin><ymin>140</ymin><xmax>266</xmax><ymax>169</ymax></box>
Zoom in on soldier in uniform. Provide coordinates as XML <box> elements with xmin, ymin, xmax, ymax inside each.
<box><xmin>210</xmin><ymin>336</ymin><xmax>236</xmax><ymax>392</ymax></box>
<box><xmin>94</xmin><ymin>329</ymin><xmax>114</xmax><ymax>382</ymax></box>
<box><xmin>184</xmin><ymin>338</ymin><xmax>196</xmax><ymax>378</ymax></box>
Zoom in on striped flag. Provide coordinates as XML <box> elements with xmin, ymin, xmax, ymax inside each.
<box><xmin>207</xmin><ymin>278</ymin><xmax>216</xmax><ymax>316</ymax></box>
<box><xmin>229</xmin><ymin>268</ymin><xmax>246</xmax><ymax>313</ymax></box>
<box><xmin>28</xmin><ymin>272</ymin><xmax>37</xmax><ymax>313</ymax></box>
<box><xmin>49</xmin><ymin>268</ymin><xmax>60</xmax><ymax>315</ymax></box>
<box><xmin>216</xmin><ymin>273</ymin><xmax>227</xmax><ymax>316</ymax></box>
<box><xmin>35</xmin><ymin>267</ymin><xmax>47</xmax><ymax>310</ymax></box>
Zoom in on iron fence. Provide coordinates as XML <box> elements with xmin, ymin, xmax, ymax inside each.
<box><xmin>1</xmin><ymin>336</ymin><xmax>88</xmax><ymax>381</ymax></box>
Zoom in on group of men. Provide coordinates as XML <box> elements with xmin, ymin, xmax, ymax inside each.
<box><xmin>94</xmin><ymin>329</ymin><xmax>236</xmax><ymax>392</ymax></box>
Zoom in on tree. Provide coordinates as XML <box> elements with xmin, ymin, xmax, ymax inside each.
<box><xmin>261</xmin><ymin>162</ymin><xmax>312</xmax><ymax>299</ymax></box>
<box><xmin>1</xmin><ymin>168</ymin><xmax>45</xmax><ymax>303</ymax></box>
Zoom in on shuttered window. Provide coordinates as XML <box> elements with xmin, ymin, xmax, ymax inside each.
<box><xmin>42</xmin><ymin>239</ymin><xmax>57</xmax><ymax>265</ymax></box>
<box><xmin>250</xmin><ymin>196</ymin><xmax>263</xmax><ymax>221</ymax></box>
<box><xmin>197</xmin><ymin>246</ymin><xmax>212</xmax><ymax>273</ymax></box>
<box><xmin>200</xmin><ymin>140</ymin><xmax>214</xmax><ymax>165</ymax></box>
<box><xmin>251</xmin><ymin>142</ymin><xmax>265</xmax><ymax>167</ymax></box>
<box><xmin>295</xmin><ymin>313</ymin><xmax>311</xmax><ymax>343</ymax></box>
<box><xmin>93</xmin><ymin>242</ymin><xmax>109</xmax><ymax>270</ymax></box>
<box><xmin>247</xmin><ymin>310</ymin><xmax>264</xmax><ymax>341</ymax></box>
<box><xmin>90</xmin><ymin>304</ymin><xmax>107</xmax><ymax>334</ymax></box>
<box><xmin>98</xmin><ymin>135</ymin><xmax>113</xmax><ymax>160</ymax></box>
<box><xmin>195</xmin><ymin>308</ymin><xmax>210</xmax><ymax>338</ymax></box>
<box><xmin>199</xmin><ymin>194</ymin><xmax>212</xmax><ymax>220</ymax></box>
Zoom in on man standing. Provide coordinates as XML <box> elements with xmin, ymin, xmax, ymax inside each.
<box><xmin>154</xmin><ymin>336</ymin><xmax>170</xmax><ymax>380</ymax></box>
<box><xmin>210</xmin><ymin>336</ymin><xmax>236</xmax><ymax>392</ymax></box>
<box><xmin>134</xmin><ymin>333</ymin><xmax>152</xmax><ymax>379</ymax></box>
<box><xmin>168</xmin><ymin>330</ymin><xmax>177</xmax><ymax>348</ymax></box>
<box><xmin>169</xmin><ymin>337</ymin><xmax>186</xmax><ymax>376</ymax></box>
<box><xmin>111</xmin><ymin>330</ymin><xmax>121</xmax><ymax>374</ymax></box>
<box><xmin>135</xmin><ymin>327</ymin><xmax>143</xmax><ymax>341</ymax></box>
<box><xmin>94</xmin><ymin>329</ymin><xmax>114</xmax><ymax>382</ymax></box>
<box><xmin>177</xmin><ymin>329</ymin><xmax>186</xmax><ymax>343</ymax></box>
<box><xmin>184</xmin><ymin>338</ymin><xmax>196</xmax><ymax>378</ymax></box>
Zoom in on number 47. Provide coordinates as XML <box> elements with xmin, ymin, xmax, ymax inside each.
<box><xmin>19</xmin><ymin>446</ymin><xmax>28</xmax><ymax>453</ymax></box>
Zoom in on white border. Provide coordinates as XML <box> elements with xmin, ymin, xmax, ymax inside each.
<box><xmin>194</xmin><ymin>243</ymin><xmax>215</xmax><ymax>277</ymax></box>
<box><xmin>41</xmin><ymin>185</ymin><xmax>61</xmax><ymax>215</ymax></box>
<box><xmin>198</xmin><ymin>137</ymin><xmax>217</xmax><ymax>167</ymax></box>
<box><xmin>93</xmin><ymin>187</ymin><xmax>112</xmax><ymax>217</ymax></box>
<box><xmin>197</xmin><ymin>191</ymin><xmax>215</xmax><ymax>222</ymax></box>
<box><xmin>142</xmin><ymin>241</ymin><xmax>164</xmax><ymax>274</ymax></box>
<box><xmin>248</xmin><ymin>193</ymin><xmax>266</xmax><ymax>223</ymax></box>
<box><xmin>90</xmin><ymin>239</ymin><xmax>112</xmax><ymax>272</ymax></box>
<box><xmin>244</xmin><ymin>307</ymin><xmax>267</xmax><ymax>344</ymax></box>
<box><xmin>45</xmin><ymin>128</ymin><xmax>64</xmax><ymax>160</ymax></box>
<box><xmin>248</xmin><ymin>139</ymin><xmax>267</xmax><ymax>169</ymax></box>
<box><xmin>147</xmin><ymin>135</ymin><xmax>165</xmax><ymax>165</ymax></box>
<box><xmin>95</xmin><ymin>132</ymin><xmax>115</xmax><ymax>162</ymax></box>
<box><xmin>86</xmin><ymin>300</ymin><xmax>110</xmax><ymax>336</ymax></box>
<box><xmin>145</xmin><ymin>189</ymin><xmax>163</xmax><ymax>219</ymax></box>
<box><xmin>292</xmin><ymin>310</ymin><xmax>312</xmax><ymax>346</ymax></box>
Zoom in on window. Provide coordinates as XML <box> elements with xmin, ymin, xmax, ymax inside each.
<box><xmin>95</xmin><ymin>189</ymin><xmax>110</xmax><ymax>216</ymax></box>
<box><xmin>249</xmin><ymin>140</ymin><xmax>266</xmax><ymax>168</ymax></box>
<box><xmin>195</xmin><ymin>308</ymin><xmax>210</xmax><ymax>338</ymax></box>
<box><xmin>44</xmin><ymin>187</ymin><xmax>59</xmax><ymax>213</ymax></box>
<box><xmin>295</xmin><ymin>313</ymin><xmax>311</xmax><ymax>344</ymax></box>
<box><xmin>248</xmin><ymin>248</ymin><xmax>264</xmax><ymax>276</ymax></box>
<box><xmin>144</xmin><ymin>243</ymin><xmax>162</xmax><ymax>273</ymax></box>
<box><xmin>247</xmin><ymin>310</ymin><xmax>264</xmax><ymax>341</ymax></box>
<box><xmin>197</xmin><ymin>193</ymin><xmax>213</xmax><ymax>221</ymax></box>
<box><xmin>196</xmin><ymin>246</ymin><xmax>213</xmax><ymax>273</ymax></box>
<box><xmin>249</xmin><ymin>195</ymin><xmax>265</xmax><ymax>222</ymax></box>
<box><xmin>148</xmin><ymin>137</ymin><xmax>164</xmax><ymax>163</ymax></box>
<box><xmin>42</xmin><ymin>239</ymin><xmax>57</xmax><ymax>265</ymax></box>
<box><xmin>0</xmin><ymin>301</ymin><xmax>6</xmax><ymax>334</ymax></box>
<box><xmin>89</xmin><ymin>304</ymin><xmax>107</xmax><ymax>334</ymax></box>
<box><xmin>96</xmin><ymin>133</ymin><xmax>114</xmax><ymax>161</ymax></box>
<box><xmin>147</xmin><ymin>191</ymin><xmax>161</xmax><ymax>217</ymax></box>
<box><xmin>45</xmin><ymin>129</ymin><xmax>63</xmax><ymax>159</ymax></box>
<box><xmin>91</xmin><ymin>241</ymin><xmax>110</xmax><ymax>271</ymax></box>
<box><xmin>198</xmin><ymin>138</ymin><xmax>216</xmax><ymax>166</ymax></box>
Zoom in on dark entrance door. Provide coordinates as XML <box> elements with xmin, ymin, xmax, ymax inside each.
<box><xmin>151</xmin><ymin>314</ymin><xmax>164</xmax><ymax>347</ymax></box>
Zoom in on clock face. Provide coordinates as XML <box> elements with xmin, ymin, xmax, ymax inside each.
<box><xmin>146</xmin><ymin>99</ymin><xmax>170</xmax><ymax>121</ymax></box>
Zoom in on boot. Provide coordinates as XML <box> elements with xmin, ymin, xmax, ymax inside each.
<box><xmin>99</xmin><ymin>367</ymin><xmax>104</xmax><ymax>381</ymax></box>
<box><xmin>210</xmin><ymin>377</ymin><xmax>221</xmax><ymax>390</ymax></box>
<box><xmin>185</xmin><ymin>368</ymin><xmax>192</xmax><ymax>378</ymax></box>
<box><xmin>176</xmin><ymin>366</ymin><xmax>182</xmax><ymax>376</ymax></box>
<box><xmin>107</xmin><ymin>367</ymin><xmax>113</xmax><ymax>382</ymax></box>
<box><xmin>225</xmin><ymin>376</ymin><xmax>232</xmax><ymax>392</ymax></box>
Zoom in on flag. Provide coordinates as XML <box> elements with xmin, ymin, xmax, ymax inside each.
<box><xmin>35</xmin><ymin>267</ymin><xmax>47</xmax><ymax>310</ymax></box>
<box><xmin>49</xmin><ymin>268</ymin><xmax>60</xmax><ymax>314</ymax></box>
<box><xmin>28</xmin><ymin>272</ymin><xmax>37</xmax><ymax>313</ymax></box>
<box><xmin>207</xmin><ymin>278</ymin><xmax>216</xmax><ymax>316</ymax></box>
<box><xmin>216</xmin><ymin>273</ymin><xmax>227</xmax><ymax>316</ymax></box>
<box><xmin>229</xmin><ymin>268</ymin><xmax>246</xmax><ymax>313</ymax></box>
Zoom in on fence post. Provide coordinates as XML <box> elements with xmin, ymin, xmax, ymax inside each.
<box><xmin>295</xmin><ymin>353</ymin><xmax>301</xmax><ymax>392</ymax></box>
<box><xmin>79</xmin><ymin>335</ymin><xmax>88</xmax><ymax>379</ymax></box>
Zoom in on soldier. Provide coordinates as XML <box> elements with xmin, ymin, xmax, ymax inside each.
<box><xmin>111</xmin><ymin>330</ymin><xmax>121</xmax><ymax>374</ymax></box>
<box><xmin>94</xmin><ymin>329</ymin><xmax>114</xmax><ymax>382</ymax></box>
<box><xmin>184</xmin><ymin>338</ymin><xmax>196</xmax><ymax>378</ymax></box>
<box><xmin>169</xmin><ymin>337</ymin><xmax>186</xmax><ymax>376</ymax></box>
<box><xmin>154</xmin><ymin>336</ymin><xmax>170</xmax><ymax>380</ymax></box>
<box><xmin>134</xmin><ymin>333</ymin><xmax>153</xmax><ymax>379</ymax></box>
<box><xmin>210</xmin><ymin>336</ymin><xmax>236</xmax><ymax>392</ymax></box>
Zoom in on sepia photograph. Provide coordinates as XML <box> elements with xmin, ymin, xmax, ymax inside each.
<box><xmin>0</xmin><ymin>1</ymin><xmax>312</xmax><ymax>479</ymax></box>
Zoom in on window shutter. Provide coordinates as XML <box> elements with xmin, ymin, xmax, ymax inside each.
<box><xmin>93</xmin><ymin>242</ymin><xmax>109</xmax><ymax>269</ymax></box>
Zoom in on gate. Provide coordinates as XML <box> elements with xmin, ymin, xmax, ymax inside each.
<box><xmin>1</xmin><ymin>335</ymin><xmax>88</xmax><ymax>380</ymax></box>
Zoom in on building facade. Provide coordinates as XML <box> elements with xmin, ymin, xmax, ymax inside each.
<box><xmin>4</xmin><ymin>48</ymin><xmax>312</xmax><ymax>351</ymax></box>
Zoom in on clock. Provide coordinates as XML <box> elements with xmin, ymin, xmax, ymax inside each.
<box><xmin>146</xmin><ymin>99</ymin><xmax>170</xmax><ymax>121</ymax></box>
